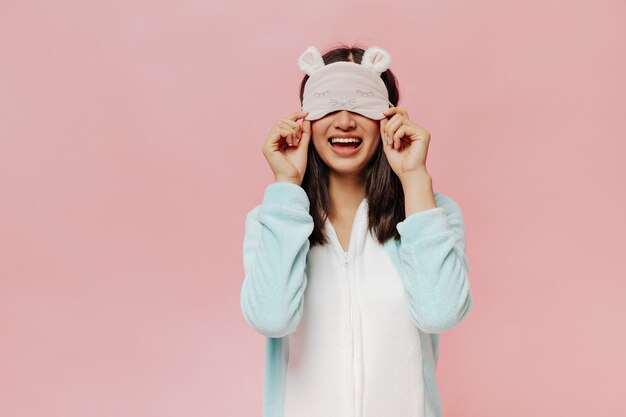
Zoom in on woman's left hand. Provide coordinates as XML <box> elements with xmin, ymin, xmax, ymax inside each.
<box><xmin>380</xmin><ymin>106</ymin><xmax>431</xmax><ymax>180</ymax></box>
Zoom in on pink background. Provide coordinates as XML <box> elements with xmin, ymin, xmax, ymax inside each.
<box><xmin>1</xmin><ymin>0</ymin><xmax>625</xmax><ymax>416</ymax></box>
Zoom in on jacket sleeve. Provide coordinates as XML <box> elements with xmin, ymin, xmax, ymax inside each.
<box><xmin>240</xmin><ymin>182</ymin><xmax>314</xmax><ymax>338</ymax></box>
<box><xmin>395</xmin><ymin>192</ymin><xmax>473</xmax><ymax>334</ymax></box>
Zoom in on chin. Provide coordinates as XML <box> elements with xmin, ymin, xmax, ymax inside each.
<box><xmin>326</xmin><ymin>159</ymin><xmax>367</xmax><ymax>175</ymax></box>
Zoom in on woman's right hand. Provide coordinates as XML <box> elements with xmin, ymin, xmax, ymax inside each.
<box><xmin>261</xmin><ymin>111</ymin><xmax>311</xmax><ymax>186</ymax></box>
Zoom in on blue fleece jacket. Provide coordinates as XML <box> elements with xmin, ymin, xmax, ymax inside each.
<box><xmin>241</xmin><ymin>181</ymin><xmax>473</xmax><ymax>417</ymax></box>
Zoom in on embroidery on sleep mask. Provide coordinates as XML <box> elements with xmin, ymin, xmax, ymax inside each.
<box><xmin>297</xmin><ymin>45</ymin><xmax>393</xmax><ymax>121</ymax></box>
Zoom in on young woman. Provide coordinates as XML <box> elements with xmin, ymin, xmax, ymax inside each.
<box><xmin>241</xmin><ymin>44</ymin><xmax>473</xmax><ymax>417</ymax></box>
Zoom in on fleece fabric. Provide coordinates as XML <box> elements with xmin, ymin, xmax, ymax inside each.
<box><xmin>240</xmin><ymin>181</ymin><xmax>473</xmax><ymax>417</ymax></box>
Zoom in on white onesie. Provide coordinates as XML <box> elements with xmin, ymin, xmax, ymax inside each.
<box><xmin>284</xmin><ymin>198</ymin><xmax>425</xmax><ymax>417</ymax></box>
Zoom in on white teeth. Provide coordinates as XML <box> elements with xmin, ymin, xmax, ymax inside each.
<box><xmin>330</xmin><ymin>137</ymin><xmax>362</xmax><ymax>143</ymax></box>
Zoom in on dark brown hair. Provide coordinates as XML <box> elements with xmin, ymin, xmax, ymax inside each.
<box><xmin>299</xmin><ymin>43</ymin><xmax>405</xmax><ymax>247</ymax></box>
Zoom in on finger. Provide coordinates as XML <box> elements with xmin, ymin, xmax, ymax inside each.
<box><xmin>288</xmin><ymin>127</ymin><xmax>297</xmax><ymax>146</ymax></box>
<box><xmin>288</xmin><ymin>111</ymin><xmax>309</xmax><ymax>121</ymax></box>
<box><xmin>270</xmin><ymin>126</ymin><xmax>290</xmax><ymax>151</ymax></box>
<box><xmin>276</xmin><ymin>127</ymin><xmax>291</xmax><ymax>147</ymax></box>
<box><xmin>290</xmin><ymin>118</ymin><xmax>309</xmax><ymax>146</ymax></box>
<box><xmin>281</xmin><ymin>119</ymin><xmax>302</xmax><ymax>141</ymax></box>
<box><xmin>384</xmin><ymin>115</ymin><xmax>402</xmax><ymax>146</ymax></box>
<box><xmin>393</xmin><ymin>126</ymin><xmax>406</xmax><ymax>150</ymax></box>
<box><xmin>383</xmin><ymin>106</ymin><xmax>396</xmax><ymax>117</ymax></box>
<box><xmin>386</xmin><ymin>106</ymin><xmax>407</xmax><ymax>117</ymax></box>
<box><xmin>299</xmin><ymin>120</ymin><xmax>311</xmax><ymax>146</ymax></box>
<box><xmin>278</xmin><ymin>126</ymin><xmax>297</xmax><ymax>146</ymax></box>
<box><xmin>379</xmin><ymin>119</ymin><xmax>388</xmax><ymax>144</ymax></box>
<box><xmin>380</xmin><ymin>124</ymin><xmax>390</xmax><ymax>150</ymax></box>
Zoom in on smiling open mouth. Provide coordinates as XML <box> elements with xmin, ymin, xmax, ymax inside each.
<box><xmin>328</xmin><ymin>137</ymin><xmax>363</xmax><ymax>149</ymax></box>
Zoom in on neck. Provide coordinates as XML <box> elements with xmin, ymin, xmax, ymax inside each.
<box><xmin>328</xmin><ymin>171</ymin><xmax>366</xmax><ymax>221</ymax></box>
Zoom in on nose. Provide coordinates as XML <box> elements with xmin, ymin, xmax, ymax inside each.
<box><xmin>332</xmin><ymin>110</ymin><xmax>357</xmax><ymax>128</ymax></box>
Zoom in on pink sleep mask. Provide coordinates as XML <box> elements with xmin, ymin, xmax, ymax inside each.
<box><xmin>298</xmin><ymin>45</ymin><xmax>394</xmax><ymax>121</ymax></box>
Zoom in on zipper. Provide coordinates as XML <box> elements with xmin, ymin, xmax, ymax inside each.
<box><xmin>344</xmin><ymin>251</ymin><xmax>351</xmax><ymax>324</ymax></box>
<box><xmin>343</xmin><ymin>250</ymin><xmax>358</xmax><ymax>417</ymax></box>
<box><xmin>327</xmin><ymin>215</ymin><xmax>362</xmax><ymax>416</ymax></box>
<box><xmin>343</xmin><ymin>252</ymin><xmax>352</xmax><ymax>332</ymax></box>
